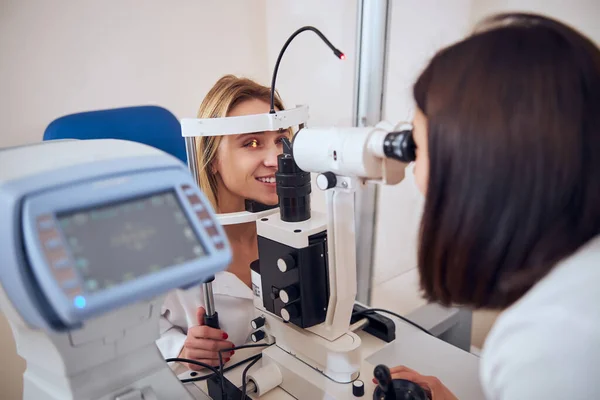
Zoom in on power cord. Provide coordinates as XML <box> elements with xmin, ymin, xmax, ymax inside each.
<box><xmin>165</xmin><ymin>357</ymin><xmax>220</xmax><ymax>375</ymax></box>
<box><xmin>179</xmin><ymin>353</ymin><xmax>262</xmax><ymax>384</ymax></box>
<box><xmin>241</xmin><ymin>353</ymin><xmax>262</xmax><ymax>399</ymax></box>
<box><xmin>353</xmin><ymin>307</ymin><xmax>433</xmax><ymax>336</ymax></box>
<box><xmin>167</xmin><ymin>357</ymin><xmax>225</xmax><ymax>398</ymax></box>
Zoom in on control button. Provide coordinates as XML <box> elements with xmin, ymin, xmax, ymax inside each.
<box><xmin>192</xmin><ymin>203</ymin><xmax>204</xmax><ymax>212</ymax></box>
<box><xmin>182</xmin><ymin>186</ymin><xmax>195</xmax><ymax>196</ymax></box>
<box><xmin>215</xmin><ymin>242</ymin><xmax>225</xmax><ymax>250</ymax></box>
<box><xmin>251</xmin><ymin>330</ymin><xmax>266</xmax><ymax>343</ymax></box>
<box><xmin>45</xmin><ymin>237</ymin><xmax>62</xmax><ymax>250</ymax></box>
<box><xmin>202</xmin><ymin>219</ymin><xmax>214</xmax><ymax>228</ymax></box>
<box><xmin>280</xmin><ymin>286</ymin><xmax>299</xmax><ymax>304</ymax></box>
<box><xmin>38</xmin><ymin>218</ymin><xmax>54</xmax><ymax>231</ymax></box>
<box><xmin>65</xmin><ymin>288</ymin><xmax>82</xmax><ymax>298</ymax></box>
<box><xmin>280</xmin><ymin>304</ymin><xmax>300</xmax><ymax>322</ymax></box>
<box><xmin>187</xmin><ymin>195</ymin><xmax>201</xmax><ymax>205</ymax></box>
<box><xmin>62</xmin><ymin>279</ymin><xmax>80</xmax><ymax>290</ymax></box>
<box><xmin>352</xmin><ymin>380</ymin><xmax>365</xmax><ymax>397</ymax></box>
<box><xmin>270</xmin><ymin>288</ymin><xmax>280</xmax><ymax>301</ymax></box>
<box><xmin>53</xmin><ymin>258</ymin><xmax>70</xmax><ymax>269</ymax></box>
<box><xmin>251</xmin><ymin>316</ymin><xmax>266</xmax><ymax>329</ymax></box>
<box><xmin>212</xmin><ymin>235</ymin><xmax>224</xmax><ymax>244</ymax></box>
<box><xmin>54</xmin><ymin>268</ymin><xmax>76</xmax><ymax>282</ymax></box>
<box><xmin>204</xmin><ymin>225</ymin><xmax>219</xmax><ymax>237</ymax></box>
<box><xmin>316</xmin><ymin>172</ymin><xmax>337</xmax><ymax>190</ymax></box>
<box><xmin>277</xmin><ymin>254</ymin><xmax>296</xmax><ymax>273</ymax></box>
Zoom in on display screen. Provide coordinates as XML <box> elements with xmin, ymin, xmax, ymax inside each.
<box><xmin>56</xmin><ymin>190</ymin><xmax>207</xmax><ymax>293</ymax></box>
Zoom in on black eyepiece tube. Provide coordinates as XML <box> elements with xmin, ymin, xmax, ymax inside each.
<box><xmin>383</xmin><ymin>130</ymin><xmax>416</xmax><ymax>163</ymax></box>
<box><xmin>276</xmin><ymin>138</ymin><xmax>311</xmax><ymax>222</ymax></box>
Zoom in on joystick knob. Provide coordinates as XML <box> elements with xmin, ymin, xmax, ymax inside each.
<box><xmin>373</xmin><ymin>365</ymin><xmax>429</xmax><ymax>400</ymax></box>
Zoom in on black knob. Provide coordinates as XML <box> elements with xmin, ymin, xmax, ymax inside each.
<box><xmin>353</xmin><ymin>380</ymin><xmax>365</xmax><ymax>397</ymax></box>
<box><xmin>280</xmin><ymin>285</ymin><xmax>299</xmax><ymax>304</ymax></box>
<box><xmin>373</xmin><ymin>364</ymin><xmax>429</xmax><ymax>400</ymax></box>
<box><xmin>251</xmin><ymin>330</ymin><xmax>266</xmax><ymax>342</ymax></box>
<box><xmin>251</xmin><ymin>316</ymin><xmax>266</xmax><ymax>329</ymax></box>
<box><xmin>277</xmin><ymin>254</ymin><xmax>296</xmax><ymax>272</ymax></box>
<box><xmin>280</xmin><ymin>304</ymin><xmax>300</xmax><ymax>322</ymax></box>
<box><xmin>316</xmin><ymin>172</ymin><xmax>337</xmax><ymax>190</ymax></box>
<box><xmin>374</xmin><ymin>365</ymin><xmax>393</xmax><ymax>394</ymax></box>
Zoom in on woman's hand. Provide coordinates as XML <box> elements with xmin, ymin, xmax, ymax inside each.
<box><xmin>374</xmin><ymin>365</ymin><xmax>459</xmax><ymax>400</ymax></box>
<box><xmin>179</xmin><ymin>306</ymin><xmax>235</xmax><ymax>371</ymax></box>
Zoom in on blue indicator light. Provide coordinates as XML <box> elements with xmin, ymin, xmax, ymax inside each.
<box><xmin>74</xmin><ymin>296</ymin><xmax>86</xmax><ymax>309</ymax></box>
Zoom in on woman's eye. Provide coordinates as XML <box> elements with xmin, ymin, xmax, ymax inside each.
<box><xmin>244</xmin><ymin>139</ymin><xmax>259</xmax><ymax>148</ymax></box>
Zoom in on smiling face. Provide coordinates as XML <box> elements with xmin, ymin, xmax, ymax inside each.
<box><xmin>213</xmin><ymin>98</ymin><xmax>290</xmax><ymax>211</ymax></box>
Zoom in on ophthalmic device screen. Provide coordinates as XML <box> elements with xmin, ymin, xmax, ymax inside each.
<box><xmin>55</xmin><ymin>190</ymin><xmax>207</xmax><ymax>293</ymax></box>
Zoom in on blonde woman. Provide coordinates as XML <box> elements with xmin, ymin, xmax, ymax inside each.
<box><xmin>156</xmin><ymin>75</ymin><xmax>291</xmax><ymax>370</ymax></box>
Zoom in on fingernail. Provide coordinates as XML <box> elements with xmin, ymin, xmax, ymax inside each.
<box><xmin>372</xmin><ymin>378</ymin><xmax>378</xmax><ymax>384</ymax></box>
<box><xmin>222</xmin><ymin>333</ymin><xmax>229</xmax><ymax>339</ymax></box>
<box><xmin>226</xmin><ymin>358</ymin><xmax>231</xmax><ymax>362</ymax></box>
<box><xmin>230</xmin><ymin>350</ymin><xmax>235</xmax><ymax>355</ymax></box>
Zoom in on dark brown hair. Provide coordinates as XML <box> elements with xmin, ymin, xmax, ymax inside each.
<box><xmin>414</xmin><ymin>13</ymin><xmax>600</xmax><ymax>309</ymax></box>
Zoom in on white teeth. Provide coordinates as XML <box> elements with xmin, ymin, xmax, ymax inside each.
<box><xmin>258</xmin><ymin>177</ymin><xmax>276</xmax><ymax>183</ymax></box>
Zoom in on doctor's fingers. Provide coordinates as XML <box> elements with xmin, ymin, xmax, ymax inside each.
<box><xmin>184</xmin><ymin>336</ymin><xmax>235</xmax><ymax>352</ymax></box>
<box><xmin>389</xmin><ymin>370</ymin><xmax>457</xmax><ymax>400</ymax></box>
<box><xmin>188</xmin><ymin>324</ymin><xmax>229</xmax><ymax>341</ymax></box>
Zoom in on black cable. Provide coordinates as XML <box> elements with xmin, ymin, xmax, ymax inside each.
<box><xmin>165</xmin><ymin>357</ymin><xmax>221</xmax><ymax>375</ymax></box>
<box><xmin>167</xmin><ymin>356</ymin><xmax>225</xmax><ymax>398</ymax></box>
<box><xmin>269</xmin><ymin>26</ymin><xmax>345</xmax><ymax>114</ymax></box>
<box><xmin>180</xmin><ymin>353</ymin><xmax>263</xmax><ymax>384</ymax></box>
<box><xmin>241</xmin><ymin>353</ymin><xmax>262</xmax><ymax>400</ymax></box>
<box><xmin>353</xmin><ymin>308</ymin><xmax>433</xmax><ymax>336</ymax></box>
<box><xmin>216</xmin><ymin>343</ymin><xmax>273</xmax><ymax>398</ymax></box>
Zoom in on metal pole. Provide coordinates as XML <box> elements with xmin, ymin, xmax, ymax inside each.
<box><xmin>184</xmin><ymin>136</ymin><xmax>220</xmax><ymax>328</ymax></box>
<box><xmin>353</xmin><ymin>0</ymin><xmax>391</xmax><ymax>304</ymax></box>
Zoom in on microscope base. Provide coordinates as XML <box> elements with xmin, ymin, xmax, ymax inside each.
<box><xmin>249</xmin><ymin>344</ymin><xmax>381</xmax><ymax>399</ymax></box>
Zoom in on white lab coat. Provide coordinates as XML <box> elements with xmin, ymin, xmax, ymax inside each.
<box><xmin>480</xmin><ymin>235</ymin><xmax>600</xmax><ymax>399</ymax></box>
<box><xmin>156</xmin><ymin>271</ymin><xmax>255</xmax><ymax>359</ymax></box>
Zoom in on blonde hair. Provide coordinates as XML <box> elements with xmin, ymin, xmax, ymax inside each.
<box><xmin>195</xmin><ymin>75</ymin><xmax>286</xmax><ymax>210</ymax></box>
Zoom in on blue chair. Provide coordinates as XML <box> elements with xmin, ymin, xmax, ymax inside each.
<box><xmin>44</xmin><ymin>105</ymin><xmax>187</xmax><ymax>164</ymax></box>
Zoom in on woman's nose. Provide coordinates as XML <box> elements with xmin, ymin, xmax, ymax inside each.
<box><xmin>263</xmin><ymin>145</ymin><xmax>280</xmax><ymax>168</ymax></box>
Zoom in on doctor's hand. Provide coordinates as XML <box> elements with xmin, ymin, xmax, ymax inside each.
<box><xmin>374</xmin><ymin>365</ymin><xmax>459</xmax><ymax>400</ymax></box>
<box><xmin>179</xmin><ymin>306</ymin><xmax>235</xmax><ymax>370</ymax></box>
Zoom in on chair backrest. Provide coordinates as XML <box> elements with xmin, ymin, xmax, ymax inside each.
<box><xmin>44</xmin><ymin>105</ymin><xmax>187</xmax><ymax>164</ymax></box>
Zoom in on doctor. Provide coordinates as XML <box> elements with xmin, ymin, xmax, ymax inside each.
<box><xmin>383</xmin><ymin>13</ymin><xmax>600</xmax><ymax>399</ymax></box>
<box><xmin>157</xmin><ymin>75</ymin><xmax>292</xmax><ymax>369</ymax></box>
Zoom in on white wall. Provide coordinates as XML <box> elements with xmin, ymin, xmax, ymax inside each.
<box><xmin>374</xmin><ymin>0</ymin><xmax>474</xmax><ymax>291</ymax></box>
<box><xmin>0</xmin><ymin>0</ymin><xmax>269</xmax><ymax>149</ymax></box>
<box><xmin>471</xmin><ymin>0</ymin><xmax>600</xmax><ymax>40</ymax></box>
<box><xmin>265</xmin><ymin>0</ymin><xmax>359</xmax><ymax>212</ymax></box>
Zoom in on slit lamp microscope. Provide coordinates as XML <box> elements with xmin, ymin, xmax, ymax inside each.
<box><xmin>181</xmin><ymin>26</ymin><xmax>429</xmax><ymax>400</ymax></box>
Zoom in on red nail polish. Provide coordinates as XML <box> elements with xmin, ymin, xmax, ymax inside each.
<box><xmin>231</xmin><ymin>350</ymin><xmax>235</xmax><ymax>355</ymax></box>
<box><xmin>226</xmin><ymin>358</ymin><xmax>231</xmax><ymax>362</ymax></box>
<box><xmin>372</xmin><ymin>378</ymin><xmax>378</xmax><ymax>384</ymax></box>
<box><xmin>223</xmin><ymin>333</ymin><xmax>229</xmax><ymax>340</ymax></box>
